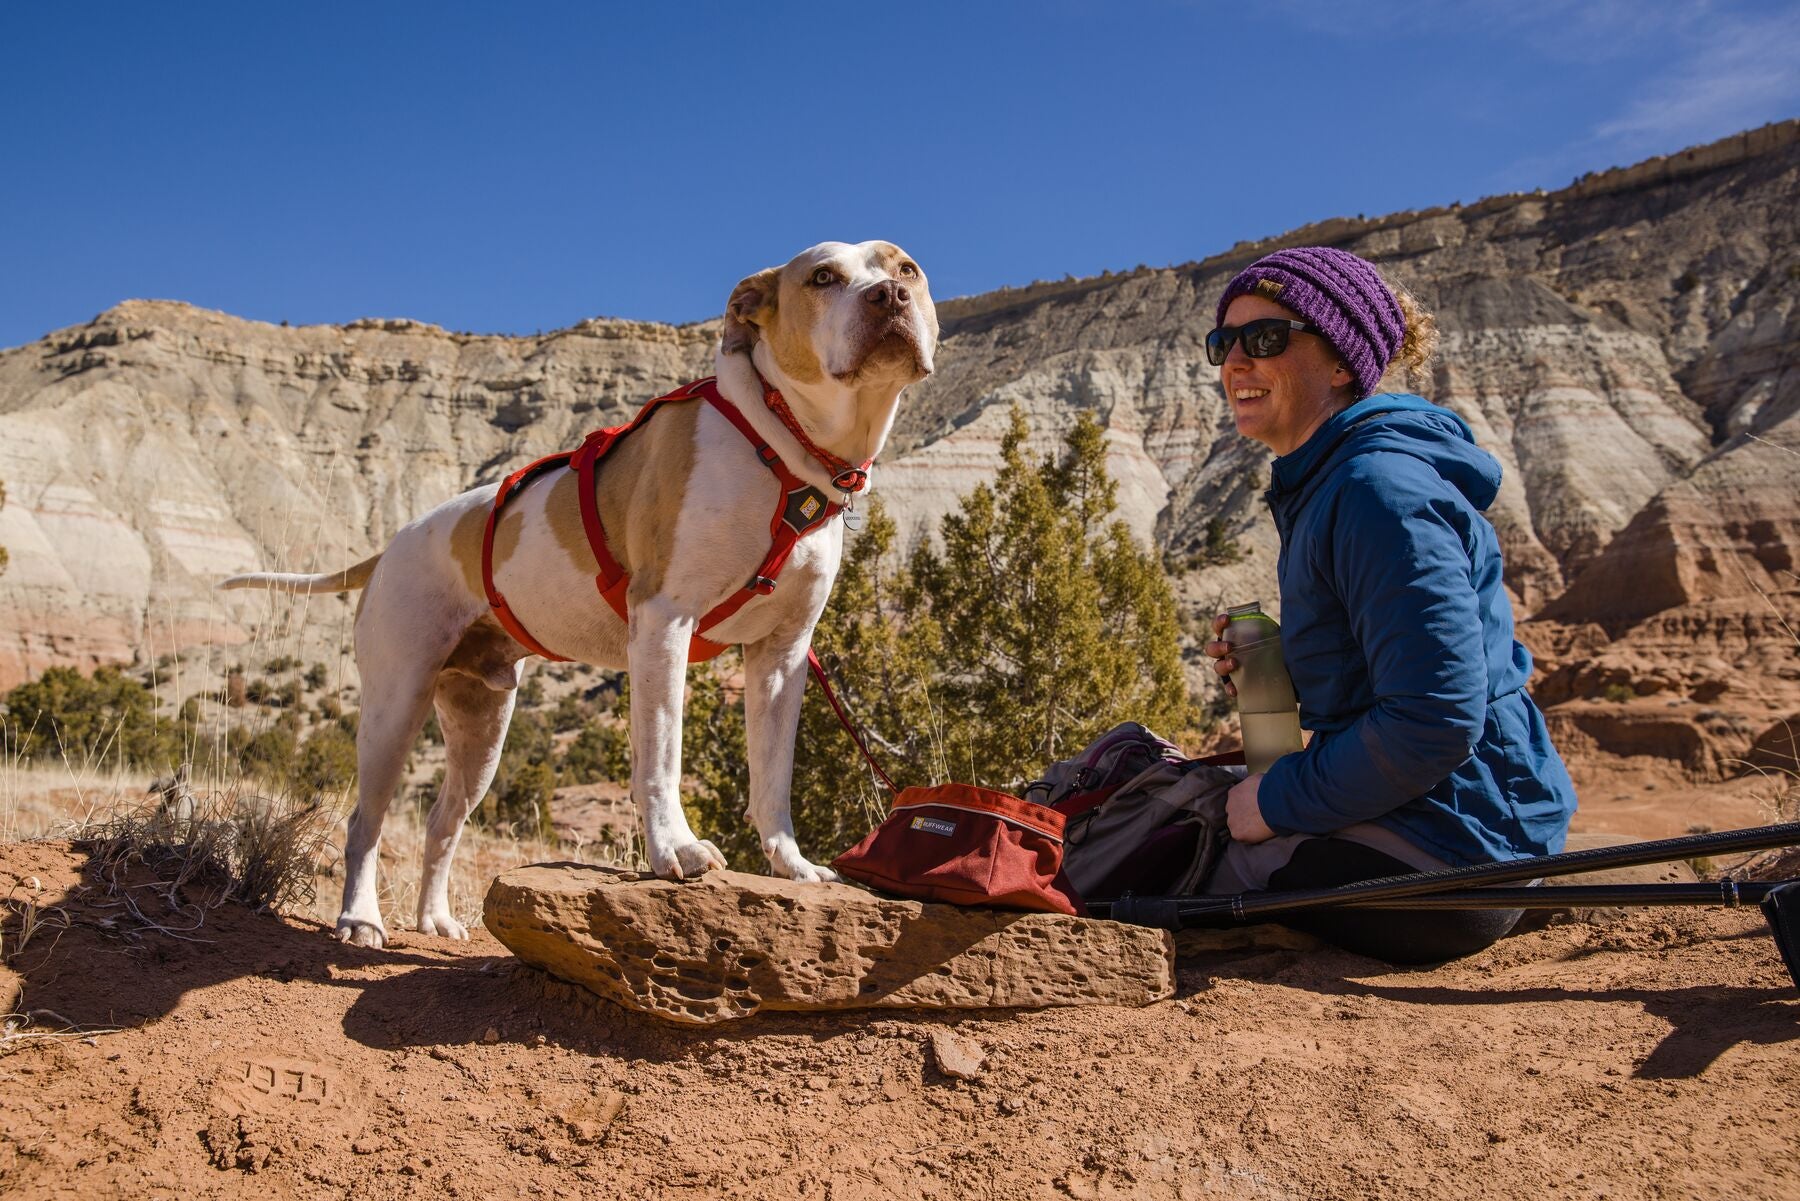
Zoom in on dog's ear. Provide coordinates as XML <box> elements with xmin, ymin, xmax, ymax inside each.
<box><xmin>721</xmin><ymin>267</ymin><xmax>779</xmax><ymax>355</ymax></box>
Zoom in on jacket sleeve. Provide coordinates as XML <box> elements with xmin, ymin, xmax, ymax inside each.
<box><xmin>1257</xmin><ymin>461</ymin><xmax>1488</xmax><ymax>835</ymax></box>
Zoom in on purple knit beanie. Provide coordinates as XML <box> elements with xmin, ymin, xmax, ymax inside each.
<box><xmin>1214</xmin><ymin>246</ymin><xmax>1406</xmax><ymax>398</ymax></box>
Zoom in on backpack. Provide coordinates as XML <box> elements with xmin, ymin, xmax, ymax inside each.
<box><xmin>1026</xmin><ymin>723</ymin><xmax>1244</xmax><ymax>901</ymax></box>
<box><xmin>1022</xmin><ymin>722</ymin><xmax>1184</xmax><ymax>820</ymax></box>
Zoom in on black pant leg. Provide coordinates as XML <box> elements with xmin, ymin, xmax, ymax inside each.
<box><xmin>1266</xmin><ymin>838</ymin><xmax>1523</xmax><ymax>964</ymax></box>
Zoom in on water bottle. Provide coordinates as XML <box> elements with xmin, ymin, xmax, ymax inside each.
<box><xmin>1222</xmin><ymin>601</ymin><xmax>1303</xmax><ymax>775</ymax></box>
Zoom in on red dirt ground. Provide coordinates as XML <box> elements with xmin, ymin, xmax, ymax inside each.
<box><xmin>2</xmin><ymin>830</ymin><xmax>1796</xmax><ymax>1201</ymax></box>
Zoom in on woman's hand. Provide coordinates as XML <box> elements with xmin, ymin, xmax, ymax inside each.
<box><xmin>1226</xmin><ymin>773</ymin><xmax>1277</xmax><ymax>844</ymax></box>
<box><xmin>1203</xmin><ymin>612</ymin><xmax>1238</xmax><ymax>698</ymax></box>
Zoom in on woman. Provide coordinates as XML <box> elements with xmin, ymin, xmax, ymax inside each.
<box><xmin>1201</xmin><ymin>246</ymin><xmax>1577</xmax><ymax>962</ymax></box>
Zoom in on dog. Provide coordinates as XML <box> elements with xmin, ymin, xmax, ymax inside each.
<box><xmin>222</xmin><ymin>241</ymin><xmax>938</xmax><ymax>946</ymax></box>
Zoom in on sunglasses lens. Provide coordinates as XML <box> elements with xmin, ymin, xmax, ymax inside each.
<box><xmin>1242</xmin><ymin>320</ymin><xmax>1290</xmax><ymax>358</ymax></box>
<box><xmin>1205</xmin><ymin>327</ymin><xmax>1231</xmax><ymax>367</ymax></box>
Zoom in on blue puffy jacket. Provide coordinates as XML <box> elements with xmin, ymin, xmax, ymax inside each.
<box><xmin>1256</xmin><ymin>393</ymin><xmax>1578</xmax><ymax>866</ymax></box>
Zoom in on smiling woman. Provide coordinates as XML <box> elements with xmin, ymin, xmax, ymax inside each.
<box><xmin>1195</xmin><ymin>246</ymin><xmax>1578</xmax><ymax>965</ymax></box>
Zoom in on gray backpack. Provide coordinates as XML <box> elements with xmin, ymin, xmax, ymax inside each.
<box><xmin>1026</xmin><ymin>723</ymin><xmax>1243</xmax><ymax>899</ymax></box>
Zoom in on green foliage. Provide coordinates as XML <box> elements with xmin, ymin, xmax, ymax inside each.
<box><xmin>245</xmin><ymin>676</ymin><xmax>303</xmax><ymax>709</ymax></box>
<box><xmin>292</xmin><ymin>711</ymin><xmax>359</xmax><ymax>794</ymax></box>
<box><xmin>550</xmin><ymin>691</ymin><xmax>590</xmax><ymax>733</ymax></box>
<box><xmin>303</xmin><ymin>662</ymin><xmax>329</xmax><ymax>690</ymax></box>
<box><xmin>230</xmin><ymin>717</ymin><xmax>300</xmax><ymax>783</ymax></box>
<box><xmin>561</xmin><ymin>721</ymin><xmax>629</xmax><ymax>785</ymax></box>
<box><xmin>3</xmin><ymin>665</ymin><xmax>184</xmax><ymax>770</ymax></box>
<box><xmin>480</xmin><ymin>709</ymin><xmax>554</xmax><ymax>837</ymax></box>
<box><xmin>1167</xmin><ymin>516</ymin><xmax>1245</xmax><ymax>573</ymax></box>
<box><xmin>681</xmin><ymin>407</ymin><xmax>1199</xmax><ymax>868</ymax></box>
<box><xmin>263</xmin><ymin>654</ymin><xmax>303</xmax><ymax>674</ymax></box>
<box><xmin>1602</xmin><ymin>682</ymin><xmax>1636</xmax><ymax>703</ymax></box>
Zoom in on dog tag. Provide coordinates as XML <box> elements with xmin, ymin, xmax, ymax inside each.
<box><xmin>842</xmin><ymin>504</ymin><xmax>866</xmax><ymax>532</ymax></box>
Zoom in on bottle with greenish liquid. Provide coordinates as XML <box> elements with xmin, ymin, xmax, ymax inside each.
<box><xmin>1222</xmin><ymin>601</ymin><xmax>1303</xmax><ymax>775</ymax></box>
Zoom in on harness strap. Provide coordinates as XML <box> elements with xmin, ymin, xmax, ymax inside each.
<box><xmin>482</xmin><ymin>451</ymin><xmax>577</xmax><ymax>662</ymax></box>
<box><xmin>484</xmin><ymin>377</ymin><xmax>845</xmax><ymax>665</ymax></box>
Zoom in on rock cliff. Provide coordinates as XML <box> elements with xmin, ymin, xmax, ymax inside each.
<box><xmin>1</xmin><ymin>121</ymin><xmax>1794</xmax><ymax>778</ymax></box>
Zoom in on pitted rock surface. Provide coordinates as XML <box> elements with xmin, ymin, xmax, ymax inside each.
<box><xmin>483</xmin><ymin>864</ymin><xmax>1174</xmax><ymax>1024</ymax></box>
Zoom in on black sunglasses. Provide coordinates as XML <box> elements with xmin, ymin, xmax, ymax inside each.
<box><xmin>1205</xmin><ymin>318</ymin><xmax>1323</xmax><ymax>366</ymax></box>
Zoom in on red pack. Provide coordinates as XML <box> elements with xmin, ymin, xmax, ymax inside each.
<box><xmin>831</xmin><ymin>783</ymin><xmax>1085</xmax><ymax>916</ymax></box>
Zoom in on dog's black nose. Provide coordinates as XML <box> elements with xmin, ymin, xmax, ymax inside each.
<box><xmin>866</xmin><ymin>281</ymin><xmax>911</xmax><ymax>310</ymax></box>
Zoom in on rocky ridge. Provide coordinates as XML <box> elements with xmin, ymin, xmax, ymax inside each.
<box><xmin>0</xmin><ymin>121</ymin><xmax>1794</xmax><ymax>780</ymax></box>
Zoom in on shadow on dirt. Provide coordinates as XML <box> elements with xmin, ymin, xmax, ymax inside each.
<box><xmin>1182</xmin><ymin>938</ymin><xmax>1800</xmax><ymax>1081</ymax></box>
<box><xmin>1</xmin><ymin>840</ymin><xmax>488</xmax><ymax>1032</ymax></box>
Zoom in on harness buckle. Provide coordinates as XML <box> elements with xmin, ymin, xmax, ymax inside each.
<box><xmin>749</xmin><ymin>575</ymin><xmax>777</xmax><ymax>595</ymax></box>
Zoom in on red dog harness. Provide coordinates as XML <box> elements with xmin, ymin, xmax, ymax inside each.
<box><xmin>480</xmin><ymin>376</ymin><xmax>869</xmax><ymax>664</ymax></box>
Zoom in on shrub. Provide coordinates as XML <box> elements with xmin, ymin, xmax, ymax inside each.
<box><xmin>550</xmin><ymin>692</ymin><xmax>589</xmax><ymax>733</ymax></box>
<box><xmin>230</xmin><ymin>720</ymin><xmax>300</xmax><ymax>784</ymax></box>
<box><xmin>303</xmin><ymin>662</ymin><xmax>329</xmax><ymax>690</ymax></box>
<box><xmin>2</xmin><ymin>664</ymin><xmax>185</xmax><ymax>770</ymax></box>
<box><xmin>480</xmin><ymin>710</ymin><xmax>554</xmax><ymax>837</ymax></box>
<box><xmin>245</xmin><ymin>676</ymin><xmax>303</xmax><ymax>709</ymax></box>
<box><xmin>561</xmin><ymin>721</ymin><xmax>628</xmax><ymax>785</ymax></box>
<box><xmin>291</xmin><ymin>712</ymin><xmax>359</xmax><ymax>795</ymax></box>
<box><xmin>263</xmin><ymin>655</ymin><xmax>303</xmax><ymax>674</ymax></box>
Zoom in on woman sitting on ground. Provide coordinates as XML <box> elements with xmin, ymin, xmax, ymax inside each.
<box><xmin>1200</xmin><ymin>246</ymin><xmax>1578</xmax><ymax>963</ymax></box>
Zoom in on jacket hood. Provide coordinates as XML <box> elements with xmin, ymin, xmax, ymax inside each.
<box><xmin>1268</xmin><ymin>393</ymin><xmax>1502</xmax><ymax>512</ymax></box>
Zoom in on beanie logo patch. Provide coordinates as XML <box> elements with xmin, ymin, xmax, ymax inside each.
<box><xmin>1254</xmin><ymin>279</ymin><xmax>1286</xmax><ymax>299</ymax></box>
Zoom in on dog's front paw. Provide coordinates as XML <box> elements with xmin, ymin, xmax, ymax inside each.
<box><xmin>649</xmin><ymin>837</ymin><xmax>729</xmax><ymax>881</ymax></box>
<box><xmin>335</xmin><ymin>915</ymin><xmax>389</xmax><ymax>948</ymax></box>
<box><xmin>784</xmin><ymin>860</ymin><xmax>840</xmax><ymax>884</ymax></box>
<box><xmin>766</xmin><ymin>840</ymin><xmax>839</xmax><ymax>884</ymax></box>
<box><xmin>417</xmin><ymin>909</ymin><xmax>470</xmax><ymax>939</ymax></box>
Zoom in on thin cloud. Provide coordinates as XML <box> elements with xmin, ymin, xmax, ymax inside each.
<box><xmin>1590</xmin><ymin>9</ymin><xmax>1800</xmax><ymax>155</ymax></box>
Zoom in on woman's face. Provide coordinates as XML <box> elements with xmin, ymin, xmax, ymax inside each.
<box><xmin>1217</xmin><ymin>294</ymin><xmax>1354</xmax><ymax>455</ymax></box>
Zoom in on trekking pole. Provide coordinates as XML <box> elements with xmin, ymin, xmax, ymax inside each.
<box><xmin>1327</xmin><ymin>880</ymin><xmax>1790</xmax><ymax>909</ymax></box>
<box><xmin>1091</xmin><ymin>820</ymin><xmax>1800</xmax><ymax>929</ymax></box>
<box><xmin>1088</xmin><ymin>822</ymin><xmax>1800</xmax><ymax>990</ymax></box>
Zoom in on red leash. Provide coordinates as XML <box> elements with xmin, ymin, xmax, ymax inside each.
<box><xmin>806</xmin><ymin>648</ymin><xmax>898</xmax><ymax>796</ymax></box>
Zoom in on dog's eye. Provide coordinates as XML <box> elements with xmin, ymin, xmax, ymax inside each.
<box><xmin>810</xmin><ymin>267</ymin><xmax>838</xmax><ymax>287</ymax></box>
<box><xmin>898</xmin><ymin>262</ymin><xmax>918</xmax><ymax>278</ymax></box>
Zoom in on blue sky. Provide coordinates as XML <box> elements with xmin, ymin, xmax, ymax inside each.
<box><xmin>2</xmin><ymin>1</ymin><xmax>1796</xmax><ymax>350</ymax></box>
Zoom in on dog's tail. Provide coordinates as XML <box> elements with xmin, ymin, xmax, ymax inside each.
<box><xmin>218</xmin><ymin>553</ymin><xmax>382</xmax><ymax>595</ymax></box>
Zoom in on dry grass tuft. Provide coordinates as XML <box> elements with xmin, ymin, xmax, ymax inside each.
<box><xmin>77</xmin><ymin>780</ymin><xmax>337</xmax><ymax>936</ymax></box>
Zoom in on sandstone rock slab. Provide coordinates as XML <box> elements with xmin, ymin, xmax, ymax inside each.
<box><xmin>483</xmin><ymin>864</ymin><xmax>1174</xmax><ymax>1025</ymax></box>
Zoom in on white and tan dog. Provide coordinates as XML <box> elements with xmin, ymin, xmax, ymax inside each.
<box><xmin>223</xmin><ymin>241</ymin><xmax>938</xmax><ymax>947</ymax></box>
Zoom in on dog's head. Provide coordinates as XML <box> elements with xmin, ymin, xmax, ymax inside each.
<box><xmin>721</xmin><ymin>241</ymin><xmax>938</xmax><ymax>387</ymax></box>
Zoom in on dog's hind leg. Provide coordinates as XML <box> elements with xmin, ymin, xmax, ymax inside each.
<box><xmin>416</xmin><ymin>671</ymin><xmax>516</xmax><ymax>938</ymax></box>
<box><xmin>338</xmin><ymin>661</ymin><xmax>440</xmax><ymax>948</ymax></box>
<box><xmin>743</xmin><ymin>631</ymin><xmax>838</xmax><ymax>883</ymax></box>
